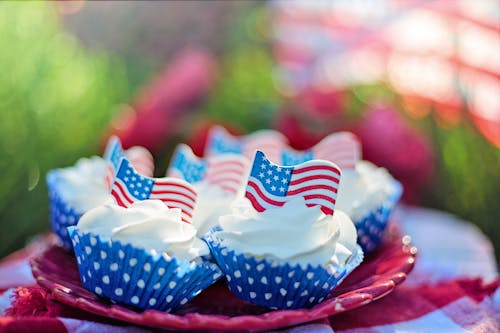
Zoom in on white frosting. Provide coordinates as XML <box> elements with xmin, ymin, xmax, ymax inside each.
<box><xmin>77</xmin><ymin>200</ymin><xmax>209</xmax><ymax>261</ymax></box>
<box><xmin>51</xmin><ymin>156</ymin><xmax>112</xmax><ymax>213</ymax></box>
<box><xmin>214</xmin><ymin>197</ymin><xmax>358</xmax><ymax>270</ymax></box>
<box><xmin>336</xmin><ymin>161</ymin><xmax>399</xmax><ymax>221</ymax></box>
<box><xmin>192</xmin><ymin>181</ymin><xmax>237</xmax><ymax>236</ymax></box>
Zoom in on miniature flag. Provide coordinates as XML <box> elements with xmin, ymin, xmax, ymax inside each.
<box><xmin>282</xmin><ymin>132</ymin><xmax>361</xmax><ymax>168</ymax></box>
<box><xmin>205</xmin><ymin>125</ymin><xmax>288</xmax><ymax>163</ymax></box>
<box><xmin>111</xmin><ymin>158</ymin><xmax>196</xmax><ymax>223</ymax></box>
<box><xmin>245</xmin><ymin>150</ymin><xmax>341</xmax><ymax>215</ymax></box>
<box><xmin>167</xmin><ymin>144</ymin><xmax>248</xmax><ymax>194</ymax></box>
<box><xmin>103</xmin><ymin>136</ymin><xmax>155</xmax><ymax>189</ymax></box>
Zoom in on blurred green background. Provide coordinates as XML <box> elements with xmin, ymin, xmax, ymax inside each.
<box><xmin>0</xmin><ymin>2</ymin><xmax>498</xmax><ymax>260</ymax></box>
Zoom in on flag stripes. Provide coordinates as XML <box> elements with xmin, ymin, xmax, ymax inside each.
<box><xmin>244</xmin><ymin>151</ymin><xmax>341</xmax><ymax>215</ymax></box>
<box><xmin>111</xmin><ymin>158</ymin><xmax>196</xmax><ymax>223</ymax></box>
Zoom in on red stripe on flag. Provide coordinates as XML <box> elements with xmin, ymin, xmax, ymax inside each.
<box><xmin>150</xmin><ymin>189</ymin><xmax>196</xmax><ymax>202</ymax></box>
<box><xmin>289</xmin><ymin>174</ymin><xmax>340</xmax><ymax>186</ymax></box>
<box><xmin>111</xmin><ymin>181</ymin><xmax>135</xmax><ymax>206</ymax></box>
<box><xmin>245</xmin><ymin>191</ymin><xmax>267</xmax><ymax>212</ymax></box>
<box><xmin>293</xmin><ymin>165</ymin><xmax>341</xmax><ymax>176</ymax></box>
<box><xmin>157</xmin><ymin>198</ymin><xmax>194</xmax><ymax>215</ymax></box>
<box><xmin>154</xmin><ymin>182</ymin><xmax>197</xmax><ymax>197</ymax></box>
<box><xmin>247</xmin><ymin>180</ymin><xmax>286</xmax><ymax>206</ymax></box>
<box><xmin>305</xmin><ymin>203</ymin><xmax>334</xmax><ymax>215</ymax></box>
<box><xmin>111</xmin><ymin>189</ymin><xmax>127</xmax><ymax>207</ymax></box>
<box><xmin>303</xmin><ymin>194</ymin><xmax>336</xmax><ymax>205</ymax></box>
<box><xmin>287</xmin><ymin>184</ymin><xmax>338</xmax><ymax>196</ymax></box>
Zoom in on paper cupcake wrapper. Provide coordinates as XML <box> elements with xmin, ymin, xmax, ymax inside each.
<box><xmin>204</xmin><ymin>229</ymin><xmax>363</xmax><ymax>310</ymax></box>
<box><xmin>354</xmin><ymin>180</ymin><xmax>403</xmax><ymax>253</ymax></box>
<box><xmin>47</xmin><ymin>171</ymin><xmax>83</xmax><ymax>249</ymax></box>
<box><xmin>68</xmin><ymin>227</ymin><xmax>222</xmax><ymax>312</ymax></box>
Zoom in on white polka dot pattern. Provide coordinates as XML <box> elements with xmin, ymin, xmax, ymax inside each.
<box><xmin>69</xmin><ymin>227</ymin><xmax>222</xmax><ymax>312</ymax></box>
<box><xmin>204</xmin><ymin>228</ymin><xmax>364</xmax><ymax>310</ymax></box>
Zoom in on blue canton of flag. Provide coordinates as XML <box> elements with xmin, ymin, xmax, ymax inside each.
<box><xmin>114</xmin><ymin>159</ymin><xmax>154</xmax><ymax>202</ymax></box>
<box><xmin>249</xmin><ymin>151</ymin><xmax>293</xmax><ymax>197</ymax></box>
<box><xmin>206</xmin><ymin>126</ymin><xmax>243</xmax><ymax>156</ymax></box>
<box><xmin>168</xmin><ymin>144</ymin><xmax>207</xmax><ymax>183</ymax></box>
<box><xmin>281</xmin><ymin>148</ymin><xmax>314</xmax><ymax>166</ymax></box>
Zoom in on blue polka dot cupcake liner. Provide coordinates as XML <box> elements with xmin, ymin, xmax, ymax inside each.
<box><xmin>354</xmin><ymin>180</ymin><xmax>403</xmax><ymax>253</ymax></box>
<box><xmin>204</xmin><ymin>229</ymin><xmax>363</xmax><ymax>310</ymax></box>
<box><xmin>68</xmin><ymin>227</ymin><xmax>223</xmax><ymax>312</ymax></box>
<box><xmin>47</xmin><ymin>171</ymin><xmax>83</xmax><ymax>249</ymax></box>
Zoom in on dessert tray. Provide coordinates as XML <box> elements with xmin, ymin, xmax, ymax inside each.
<box><xmin>30</xmin><ymin>233</ymin><xmax>416</xmax><ymax>332</ymax></box>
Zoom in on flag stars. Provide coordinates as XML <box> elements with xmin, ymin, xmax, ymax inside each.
<box><xmin>137</xmin><ymin>182</ymin><xmax>142</xmax><ymax>188</ymax></box>
<box><xmin>261</xmin><ymin>163</ymin><xmax>266</xmax><ymax>169</ymax></box>
<box><xmin>265</xmin><ymin>178</ymin><xmax>271</xmax><ymax>184</ymax></box>
<box><xmin>130</xmin><ymin>184</ymin><xmax>135</xmax><ymax>189</ymax></box>
<box><xmin>281</xmin><ymin>178</ymin><xmax>287</xmax><ymax>184</ymax></box>
<box><xmin>267</xmin><ymin>169</ymin><xmax>273</xmax><ymax>175</ymax></box>
<box><xmin>279</xmin><ymin>186</ymin><xmax>285</xmax><ymax>192</ymax></box>
<box><xmin>271</xmin><ymin>185</ymin><xmax>276</xmax><ymax>191</ymax></box>
<box><xmin>131</xmin><ymin>176</ymin><xmax>136</xmax><ymax>182</ymax></box>
<box><xmin>259</xmin><ymin>172</ymin><xmax>265</xmax><ymax>178</ymax></box>
<box><xmin>273</xmin><ymin>175</ymin><xmax>279</xmax><ymax>181</ymax></box>
<box><xmin>285</xmin><ymin>170</ymin><xmax>291</xmax><ymax>175</ymax></box>
<box><xmin>134</xmin><ymin>190</ymin><xmax>139</xmax><ymax>196</ymax></box>
<box><xmin>124</xmin><ymin>177</ymin><xmax>129</xmax><ymax>182</ymax></box>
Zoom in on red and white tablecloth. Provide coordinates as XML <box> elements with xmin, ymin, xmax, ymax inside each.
<box><xmin>1</xmin><ymin>206</ymin><xmax>498</xmax><ymax>333</ymax></box>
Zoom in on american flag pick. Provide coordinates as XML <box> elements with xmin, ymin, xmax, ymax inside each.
<box><xmin>245</xmin><ymin>150</ymin><xmax>341</xmax><ymax>215</ymax></box>
<box><xmin>167</xmin><ymin>144</ymin><xmax>249</xmax><ymax>194</ymax></box>
<box><xmin>103</xmin><ymin>136</ymin><xmax>155</xmax><ymax>190</ymax></box>
<box><xmin>205</xmin><ymin>125</ymin><xmax>289</xmax><ymax>163</ymax></box>
<box><xmin>282</xmin><ymin>131</ymin><xmax>361</xmax><ymax>168</ymax></box>
<box><xmin>111</xmin><ymin>158</ymin><xmax>197</xmax><ymax>223</ymax></box>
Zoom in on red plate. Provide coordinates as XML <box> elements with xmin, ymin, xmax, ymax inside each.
<box><xmin>30</xmin><ymin>234</ymin><xmax>416</xmax><ymax>332</ymax></box>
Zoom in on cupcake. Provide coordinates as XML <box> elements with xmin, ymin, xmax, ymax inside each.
<box><xmin>205</xmin><ymin>197</ymin><xmax>363</xmax><ymax>309</ymax></box>
<box><xmin>335</xmin><ymin>161</ymin><xmax>402</xmax><ymax>253</ymax></box>
<box><xmin>68</xmin><ymin>200</ymin><xmax>222</xmax><ymax>312</ymax></box>
<box><xmin>282</xmin><ymin>131</ymin><xmax>402</xmax><ymax>253</ymax></box>
<box><xmin>48</xmin><ymin>137</ymin><xmax>154</xmax><ymax>249</ymax></box>
<box><xmin>205</xmin><ymin>150</ymin><xmax>363</xmax><ymax>309</ymax></box>
<box><xmin>167</xmin><ymin>143</ymin><xmax>249</xmax><ymax>236</ymax></box>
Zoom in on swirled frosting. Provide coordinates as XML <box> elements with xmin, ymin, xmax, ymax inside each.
<box><xmin>335</xmin><ymin>161</ymin><xmax>399</xmax><ymax>221</ymax></box>
<box><xmin>192</xmin><ymin>181</ymin><xmax>238</xmax><ymax>236</ymax></box>
<box><xmin>77</xmin><ymin>200</ymin><xmax>209</xmax><ymax>261</ymax></box>
<box><xmin>51</xmin><ymin>156</ymin><xmax>112</xmax><ymax>213</ymax></box>
<box><xmin>214</xmin><ymin>197</ymin><xmax>358</xmax><ymax>269</ymax></box>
